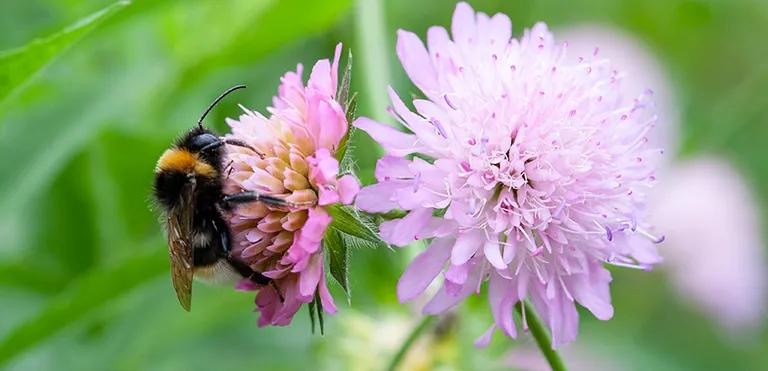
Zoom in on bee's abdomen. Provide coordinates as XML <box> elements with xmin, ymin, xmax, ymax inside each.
<box><xmin>193</xmin><ymin>259</ymin><xmax>243</xmax><ymax>285</ymax></box>
<box><xmin>191</xmin><ymin>229</ymin><xmax>221</xmax><ymax>267</ymax></box>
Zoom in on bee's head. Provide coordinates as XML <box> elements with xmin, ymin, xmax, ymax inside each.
<box><xmin>178</xmin><ymin>126</ymin><xmax>226</xmax><ymax>166</ymax></box>
<box><xmin>153</xmin><ymin>131</ymin><xmax>221</xmax><ymax>209</ymax></box>
<box><xmin>152</xmin><ymin>85</ymin><xmax>246</xmax><ymax>209</ymax></box>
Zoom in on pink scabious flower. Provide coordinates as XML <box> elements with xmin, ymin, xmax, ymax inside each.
<box><xmin>651</xmin><ymin>158</ymin><xmax>767</xmax><ymax>332</ymax></box>
<box><xmin>355</xmin><ymin>3</ymin><xmax>663</xmax><ymax>347</ymax></box>
<box><xmin>223</xmin><ymin>44</ymin><xmax>360</xmax><ymax>327</ymax></box>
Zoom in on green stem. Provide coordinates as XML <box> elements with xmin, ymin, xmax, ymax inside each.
<box><xmin>354</xmin><ymin>0</ymin><xmax>391</xmax><ymax>125</ymax></box>
<box><xmin>515</xmin><ymin>302</ymin><xmax>567</xmax><ymax>371</ymax></box>
<box><xmin>387</xmin><ymin>315</ymin><xmax>435</xmax><ymax>371</ymax></box>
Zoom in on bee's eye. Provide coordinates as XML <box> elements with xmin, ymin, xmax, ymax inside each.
<box><xmin>188</xmin><ymin>133</ymin><xmax>220</xmax><ymax>152</ymax></box>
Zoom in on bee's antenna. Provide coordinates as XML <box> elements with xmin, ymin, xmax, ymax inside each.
<box><xmin>198</xmin><ymin>85</ymin><xmax>247</xmax><ymax>128</ymax></box>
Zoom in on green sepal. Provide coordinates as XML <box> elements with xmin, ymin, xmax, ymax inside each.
<box><xmin>323</xmin><ymin>226</ymin><xmax>350</xmax><ymax>298</ymax></box>
<box><xmin>336</xmin><ymin>49</ymin><xmax>353</xmax><ymax>112</ymax></box>
<box><xmin>314</xmin><ymin>290</ymin><xmax>325</xmax><ymax>335</ymax></box>
<box><xmin>308</xmin><ymin>298</ymin><xmax>316</xmax><ymax>334</ymax></box>
<box><xmin>335</xmin><ymin>49</ymin><xmax>358</xmax><ymax>173</ymax></box>
<box><xmin>326</xmin><ymin>204</ymin><xmax>387</xmax><ymax>248</ymax></box>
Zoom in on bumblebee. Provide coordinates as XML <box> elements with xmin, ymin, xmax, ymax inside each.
<box><xmin>153</xmin><ymin>85</ymin><xmax>291</xmax><ymax>311</ymax></box>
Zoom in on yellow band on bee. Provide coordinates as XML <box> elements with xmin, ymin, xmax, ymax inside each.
<box><xmin>156</xmin><ymin>148</ymin><xmax>217</xmax><ymax>177</ymax></box>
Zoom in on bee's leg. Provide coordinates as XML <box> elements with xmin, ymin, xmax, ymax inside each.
<box><xmin>222</xmin><ymin>191</ymin><xmax>313</xmax><ymax>210</ymax></box>
<box><xmin>226</xmin><ymin>255</ymin><xmax>284</xmax><ymax>301</ymax></box>
<box><xmin>226</xmin><ymin>253</ymin><xmax>270</xmax><ymax>284</ymax></box>
<box><xmin>223</xmin><ymin>160</ymin><xmax>235</xmax><ymax>180</ymax></box>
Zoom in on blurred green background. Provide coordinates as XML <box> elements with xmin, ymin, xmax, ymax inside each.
<box><xmin>0</xmin><ymin>0</ymin><xmax>766</xmax><ymax>370</ymax></box>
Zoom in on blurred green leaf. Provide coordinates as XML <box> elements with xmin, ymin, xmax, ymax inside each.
<box><xmin>326</xmin><ymin>204</ymin><xmax>386</xmax><ymax>247</ymax></box>
<box><xmin>162</xmin><ymin>0</ymin><xmax>354</xmax><ymax>105</ymax></box>
<box><xmin>0</xmin><ymin>1</ymin><xmax>129</xmax><ymax>105</ymax></box>
<box><xmin>36</xmin><ymin>152</ymin><xmax>99</xmax><ymax>273</ymax></box>
<box><xmin>323</xmin><ymin>227</ymin><xmax>350</xmax><ymax>297</ymax></box>
<box><xmin>0</xmin><ymin>245</ymin><xmax>165</xmax><ymax>367</ymax></box>
<box><xmin>0</xmin><ymin>262</ymin><xmax>67</xmax><ymax>294</ymax></box>
<box><xmin>354</xmin><ymin>0</ymin><xmax>391</xmax><ymax>124</ymax></box>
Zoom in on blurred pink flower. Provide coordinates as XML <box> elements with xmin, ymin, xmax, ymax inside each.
<box><xmin>651</xmin><ymin>158</ymin><xmax>767</xmax><ymax>331</ymax></box>
<box><xmin>563</xmin><ymin>25</ymin><xmax>767</xmax><ymax>332</ymax></box>
<box><xmin>506</xmin><ymin>344</ymin><xmax>623</xmax><ymax>371</ymax></box>
<box><xmin>223</xmin><ymin>44</ymin><xmax>359</xmax><ymax>326</ymax></box>
<box><xmin>355</xmin><ymin>2</ymin><xmax>663</xmax><ymax>347</ymax></box>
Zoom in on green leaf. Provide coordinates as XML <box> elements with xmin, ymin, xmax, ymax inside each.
<box><xmin>378</xmin><ymin>209</ymin><xmax>408</xmax><ymax>220</ymax></box>
<box><xmin>314</xmin><ymin>290</ymin><xmax>325</xmax><ymax>336</ymax></box>
<box><xmin>326</xmin><ymin>204</ymin><xmax>386</xmax><ymax>248</ymax></box>
<box><xmin>323</xmin><ymin>227</ymin><xmax>349</xmax><ymax>297</ymax></box>
<box><xmin>340</xmin><ymin>232</ymin><xmax>391</xmax><ymax>251</ymax></box>
<box><xmin>0</xmin><ymin>244</ymin><xmax>166</xmax><ymax>367</ymax></box>
<box><xmin>354</xmin><ymin>0</ymin><xmax>391</xmax><ymax>124</ymax></box>
<box><xmin>0</xmin><ymin>262</ymin><xmax>68</xmax><ymax>294</ymax></box>
<box><xmin>0</xmin><ymin>1</ymin><xmax>129</xmax><ymax>105</ymax></box>
<box><xmin>308</xmin><ymin>299</ymin><xmax>317</xmax><ymax>334</ymax></box>
<box><xmin>163</xmin><ymin>0</ymin><xmax>354</xmax><ymax>103</ymax></box>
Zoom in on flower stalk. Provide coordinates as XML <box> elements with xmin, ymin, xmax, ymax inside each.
<box><xmin>386</xmin><ymin>315</ymin><xmax>435</xmax><ymax>371</ymax></box>
<box><xmin>515</xmin><ymin>302</ymin><xmax>567</xmax><ymax>371</ymax></box>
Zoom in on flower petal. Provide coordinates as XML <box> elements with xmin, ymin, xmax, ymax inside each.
<box><xmin>451</xmin><ymin>229</ymin><xmax>485</xmax><ymax>265</ymax></box>
<box><xmin>337</xmin><ymin>174</ymin><xmax>361</xmax><ymax>204</ymax></box>
<box><xmin>451</xmin><ymin>2</ymin><xmax>477</xmax><ymax>46</ymax></box>
<box><xmin>354</xmin><ymin>117</ymin><xmax>425</xmax><ymax>156</ymax></box>
<box><xmin>423</xmin><ymin>262</ymin><xmax>482</xmax><ymax>314</ymax></box>
<box><xmin>474</xmin><ymin>324</ymin><xmax>496</xmax><ymax>348</ymax></box>
<box><xmin>488</xmin><ymin>273</ymin><xmax>517</xmax><ymax>337</ymax></box>
<box><xmin>569</xmin><ymin>262</ymin><xmax>614</xmax><ymax>321</ymax></box>
<box><xmin>379</xmin><ymin>208</ymin><xmax>432</xmax><ymax>247</ymax></box>
<box><xmin>375</xmin><ymin>155</ymin><xmax>413</xmax><ymax>182</ymax></box>
<box><xmin>299</xmin><ymin>253</ymin><xmax>323</xmax><ymax>296</ymax></box>
<box><xmin>397</xmin><ymin>29</ymin><xmax>438</xmax><ymax>93</ymax></box>
<box><xmin>355</xmin><ymin>181</ymin><xmax>408</xmax><ymax>213</ymax></box>
<box><xmin>483</xmin><ymin>238</ymin><xmax>507</xmax><ymax>269</ymax></box>
<box><xmin>397</xmin><ymin>237</ymin><xmax>453</xmax><ymax>302</ymax></box>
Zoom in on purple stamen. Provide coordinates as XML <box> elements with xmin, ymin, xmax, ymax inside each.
<box><xmin>429</xmin><ymin>117</ymin><xmax>448</xmax><ymax>138</ymax></box>
<box><xmin>444</xmin><ymin>94</ymin><xmax>457</xmax><ymax>110</ymax></box>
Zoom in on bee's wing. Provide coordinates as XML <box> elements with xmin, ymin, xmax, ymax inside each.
<box><xmin>167</xmin><ymin>187</ymin><xmax>195</xmax><ymax>311</ymax></box>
